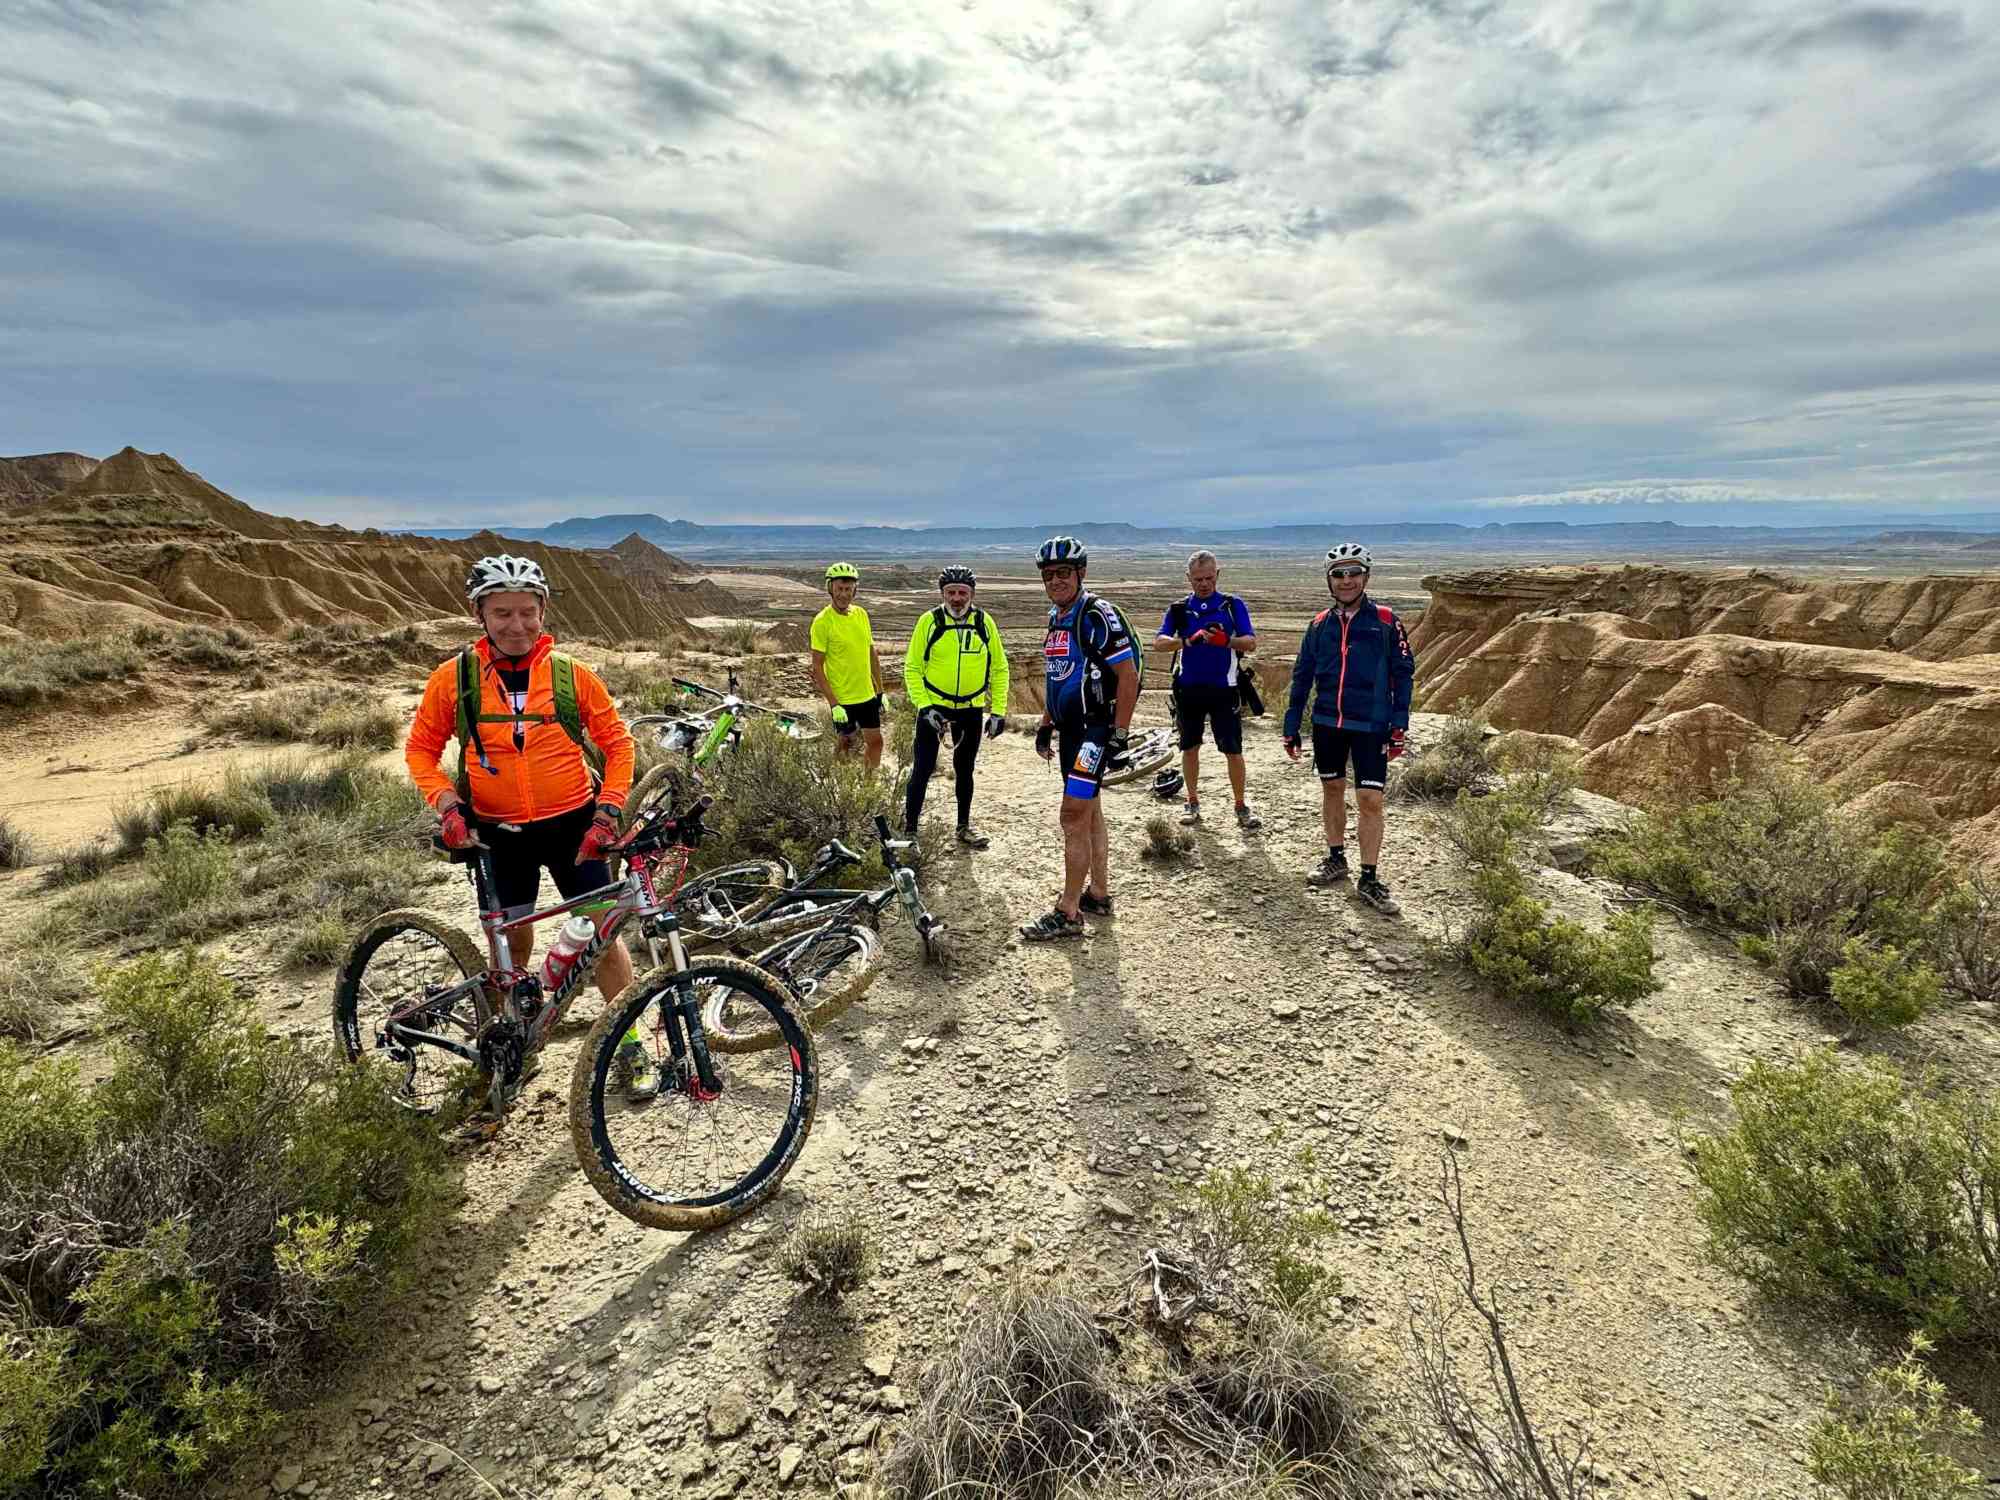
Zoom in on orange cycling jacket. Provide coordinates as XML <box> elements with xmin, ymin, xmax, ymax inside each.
<box><xmin>405</xmin><ymin>634</ymin><xmax>634</xmax><ymax>824</ymax></box>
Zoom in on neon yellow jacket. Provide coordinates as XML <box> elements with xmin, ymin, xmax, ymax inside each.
<box><xmin>903</xmin><ymin>604</ymin><xmax>1009</xmax><ymax>715</ymax></box>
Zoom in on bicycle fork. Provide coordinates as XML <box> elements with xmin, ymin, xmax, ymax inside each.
<box><xmin>654</xmin><ymin>982</ymin><xmax>723</xmax><ymax>1102</ymax></box>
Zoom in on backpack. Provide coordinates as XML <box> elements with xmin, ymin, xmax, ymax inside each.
<box><xmin>1079</xmin><ymin>593</ymin><xmax>1146</xmax><ymax>697</ymax></box>
<box><xmin>454</xmin><ymin>646</ymin><xmax>602</xmax><ymax>802</ymax></box>
<box><xmin>919</xmin><ymin>605</ymin><xmax>995</xmax><ymax>705</ymax></box>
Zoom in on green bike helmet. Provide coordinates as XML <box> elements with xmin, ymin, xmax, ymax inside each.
<box><xmin>824</xmin><ymin>561</ymin><xmax>859</xmax><ymax>583</ymax></box>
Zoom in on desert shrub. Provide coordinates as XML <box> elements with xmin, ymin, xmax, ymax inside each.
<box><xmin>1928</xmin><ymin>871</ymin><xmax>2000</xmax><ymax>1007</ymax></box>
<box><xmin>1497</xmin><ymin>737</ymin><xmax>1580</xmax><ymax>824</ymax></box>
<box><xmin>1687</xmin><ymin>1050</ymin><xmax>1999</xmax><ymax>1341</ymax></box>
<box><xmin>707</xmin><ymin>620</ymin><xmax>760</xmax><ymax>654</ymax></box>
<box><xmin>1828</xmin><ymin>939</ymin><xmax>1943</xmax><ymax>1030</ymax></box>
<box><xmin>0</xmin><ymin>940</ymin><xmax>91</xmax><ymax>1043</ymax></box>
<box><xmin>1389</xmin><ymin>699</ymin><xmax>1496</xmax><ymax>801</ymax></box>
<box><xmin>1173</xmin><ymin>1156</ymin><xmax>1343</xmax><ymax>1325</ymax></box>
<box><xmin>1435</xmin><ymin>787</ymin><xmax>1658</xmax><ymax>1028</ymax></box>
<box><xmin>1593</xmin><ymin>759</ymin><xmax>1946</xmax><ymax>1006</ymax></box>
<box><xmin>165</xmin><ymin>625</ymin><xmax>254</xmax><ymax>671</ymax></box>
<box><xmin>702</xmin><ymin>719</ymin><xmax>893</xmax><ymax>881</ymax></box>
<box><xmin>306</xmin><ymin>700</ymin><xmax>400</xmax><ymax>750</ymax></box>
<box><xmin>1805</xmin><ymin>1333</ymin><xmax>1986</xmax><ymax>1500</ymax></box>
<box><xmin>144</xmin><ymin>822</ymin><xmax>233</xmax><ymax>915</ymax></box>
<box><xmin>880</xmin><ymin>1283</ymin><xmax>1384</xmax><ymax>1500</ymax></box>
<box><xmin>1454</xmin><ymin>865</ymin><xmax>1658</xmax><ymax>1029</ymax></box>
<box><xmin>0</xmin><ymin>955</ymin><xmax>453</xmax><ymax>1496</ymax></box>
<box><xmin>1142</xmin><ymin>814</ymin><xmax>1196</xmax><ymax>860</ymax></box>
<box><xmin>0</xmin><ymin>633</ymin><xmax>146</xmax><ymax>708</ymax></box>
<box><xmin>213</xmin><ymin>688</ymin><xmax>401</xmax><ymax>751</ymax></box>
<box><xmin>0</xmin><ymin>815</ymin><xmax>30</xmax><ymax>871</ymax></box>
<box><xmin>282</xmin><ymin>910</ymin><xmax>353</xmax><ymax>971</ymax></box>
<box><xmin>113</xmin><ymin>776</ymin><xmax>273</xmax><ymax>855</ymax></box>
<box><xmin>778</xmin><ymin>1208</ymin><xmax>879</xmax><ymax>1303</ymax></box>
<box><xmin>39</xmin><ymin>840</ymin><xmax>113</xmax><ymax>890</ymax></box>
<box><xmin>600</xmin><ymin>658</ymin><xmax>689</xmax><ymax>717</ymax></box>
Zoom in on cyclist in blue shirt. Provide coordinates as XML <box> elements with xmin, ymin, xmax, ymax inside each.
<box><xmin>1152</xmin><ymin>549</ymin><xmax>1260</xmax><ymax>830</ymax></box>
<box><xmin>1023</xmin><ymin>535</ymin><xmax>1138</xmax><ymax>942</ymax></box>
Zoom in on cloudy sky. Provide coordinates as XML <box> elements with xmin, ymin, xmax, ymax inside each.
<box><xmin>6</xmin><ymin>0</ymin><xmax>1999</xmax><ymax>528</ymax></box>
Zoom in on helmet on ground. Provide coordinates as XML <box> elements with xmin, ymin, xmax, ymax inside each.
<box><xmin>1037</xmin><ymin>535</ymin><xmax>1087</xmax><ymax>570</ymax></box>
<box><xmin>824</xmin><ymin>561</ymin><xmax>860</xmax><ymax>583</ymax></box>
<box><xmin>1325</xmin><ymin>543</ymin><xmax>1372</xmax><ymax>574</ymax></box>
<box><xmin>466</xmin><ymin>554</ymin><xmax>550</xmax><ymax>603</ymax></box>
<box><xmin>938</xmin><ymin>565</ymin><xmax>976</xmax><ymax>590</ymax></box>
<box><xmin>1151</xmin><ymin>768</ymin><xmax>1184</xmax><ymax>799</ymax></box>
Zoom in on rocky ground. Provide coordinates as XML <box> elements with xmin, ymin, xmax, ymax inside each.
<box><xmin>7</xmin><ymin>696</ymin><xmax>1999</xmax><ymax>1500</ymax></box>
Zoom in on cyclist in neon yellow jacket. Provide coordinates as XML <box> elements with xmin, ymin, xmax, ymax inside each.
<box><xmin>902</xmin><ymin>565</ymin><xmax>1010</xmax><ymax>848</ymax></box>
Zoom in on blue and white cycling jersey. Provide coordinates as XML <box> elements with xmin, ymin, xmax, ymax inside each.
<box><xmin>1043</xmin><ymin>593</ymin><xmax>1133</xmax><ymax>724</ymax></box>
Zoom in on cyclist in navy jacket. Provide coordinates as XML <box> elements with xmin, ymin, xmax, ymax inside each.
<box><xmin>1283</xmin><ymin>544</ymin><xmax>1415</xmax><ymax>913</ymax></box>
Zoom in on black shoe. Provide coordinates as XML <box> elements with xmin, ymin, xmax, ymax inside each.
<box><xmin>1078</xmin><ymin>889</ymin><xmax>1114</xmax><ymax>917</ymax></box>
<box><xmin>1356</xmin><ymin>873</ymin><xmax>1401</xmax><ymax>915</ymax></box>
<box><xmin>957</xmin><ymin>824</ymin><xmax>990</xmax><ymax>850</ymax></box>
<box><xmin>1021</xmin><ymin>908</ymin><xmax>1085</xmax><ymax>942</ymax></box>
<box><xmin>1307</xmin><ymin>850</ymin><xmax>1350</xmax><ymax>886</ymax></box>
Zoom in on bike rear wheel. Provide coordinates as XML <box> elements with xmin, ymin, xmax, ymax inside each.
<box><xmin>333</xmin><ymin>910</ymin><xmax>491</xmax><ymax>1114</ymax></box>
<box><xmin>1101</xmin><ymin>726</ymin><xmax>1178</xmax><ymax>787</ymax></box>
<box><xmin>708</xmin><ymin>922</ymin><xmax>883</xmax><ymax>1050</ymax></box>
<box><xmin>570</xmin><ymin>958</ymin><xmax>817</xmax><ymax>1231</ymax></box>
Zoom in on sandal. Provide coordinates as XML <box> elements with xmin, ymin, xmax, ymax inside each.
<box><xmin>1020</xmin><ymin>908</ymin><xmax>1085</xmax><ymax>942</ymax></box>
<box><xmin>1078</xmin><ymin>889</ymin><xmax>1114</xmax><ymax>917</ymax></box>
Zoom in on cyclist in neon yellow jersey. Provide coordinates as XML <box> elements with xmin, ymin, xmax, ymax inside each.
<box><xmin>902</xmin><ymin>564</ymin><xmax>1010</xmax><ymax>847</ymax></box>
<box><xmin>810</xmin><ymin>562</ymin><xmax>886</xmax><ymax>771</ymax></box>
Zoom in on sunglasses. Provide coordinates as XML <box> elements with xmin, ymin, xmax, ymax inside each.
<box><xmin>1041</xmin><ymin>566</ymin><xmax>1078</xmax><ymax>581</ymax></box>
<box><xmin>1328</xmin><ymin>566</ymin><xmax>1368</xmax><ymax>580</ymax></box>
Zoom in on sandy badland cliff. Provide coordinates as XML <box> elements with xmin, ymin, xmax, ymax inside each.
<box><xmin>0</xmin><ymin>449</ymin><xmax>736</xmax><ymax>643</ymax></box>
<box><xmin>1411</xmin><ymin>566</ymin><xmax>2000</xmax><ymax>861</ymax></box>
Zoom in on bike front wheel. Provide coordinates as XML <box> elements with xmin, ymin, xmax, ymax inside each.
<box><xmin>709</xmin><ymin>922</ymin><xmax>883</xmax><ymax>1050</ymax></box>
<box><xmin>570</xmin><ymin>959</ymin><xmax>817</xmax><ymax>1231</ymax></box>
<box><xmin>333</xmin><ymin>910</ymin><xmax>492</xmax><ymax>1114</ymax></box>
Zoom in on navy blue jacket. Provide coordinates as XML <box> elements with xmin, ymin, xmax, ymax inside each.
<box><xmin>1283</xmin><ymin>595</ymin><xmax>1416</xmax><ymax>739</ymax></box>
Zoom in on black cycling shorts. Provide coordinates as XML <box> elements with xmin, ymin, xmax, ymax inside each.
<box><xmin>836</xmin><ymin>695</ymin><xmax>883</xmax><ymax>733</ymax></box>
<box><xmin>1312</xmin><ymin>725</ymin><xmax>1389</xmax><ymax>791</ymax></box>
<box><xmin>1056</xmin><ymin>718</ymin><xmax>1112</xmax><ymax>802</ymax></box>
<box><xmin>1175</xmin><ymin>681</ymin><xmax>1243</xmax><ymax>755</ymax></box>
<box><xmin>482</xmin><ymin>802</ymin><xmax>611</xmax><ymax>918</ymax></box>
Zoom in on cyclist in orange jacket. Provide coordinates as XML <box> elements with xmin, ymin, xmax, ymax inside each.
<box><xmin>405</xmin><ymin>554</ymin><xmax>651</xmax><ymax>1092</ymax></box>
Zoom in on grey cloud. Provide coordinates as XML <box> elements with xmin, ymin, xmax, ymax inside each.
<box><xmin>969</xmin><ymin>228</ymin><xmax>1128</xmax><ymax>263</ymax></box>
<box><xmin>516</xmin><ymin>130</ymin><xmax>607</xmax><ymax>163</ymax></box>
<box><xmin>831</xmin><ymin>54</ymin><xmax>945</xmax><ymax>108</ymax></box>
<box><xmin>624</xmin><ymin>61</ymin><xmax>735</xmax><ymax>127</ymax></box>
<box><xmin>1766</xmin><ymin>6</ymin><xmax>1961</xmax><ymax>56</ymax></box>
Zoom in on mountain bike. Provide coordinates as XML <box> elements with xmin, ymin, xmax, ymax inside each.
<box><xmin>332</xmin><ymin>798</ymin><xmax>817</xmax><ymax>1232</ymax></box>
<box><xmin>685</xmin><ymin>814</ymin><xmax>947</xmax><ymax>1051</ymax></box>
<box><xmin>1100</xmin><ymin>724</ymin><xmax>1178</xmax><ymax>787</ymax></box>
<box><xmin>627</xmin><ymin>669</ymin><xmax>819</xmax><ymax>770</ymax></box>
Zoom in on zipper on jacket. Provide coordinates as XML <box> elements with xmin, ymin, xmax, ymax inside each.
<box><xmin>1334</xmin><ymin>612</ymin><xmax>1351</xmax><ymax>730</ymax></box>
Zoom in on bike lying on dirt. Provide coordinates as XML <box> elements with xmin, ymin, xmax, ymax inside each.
<box><xmin>332</xmin><ymin>798</ymin><xmax>816</xmax><ymax>1232</ymax></box>
<box><xmin>1100</xmin><ymin>724</ymin><xmax>1178</xmax><ymax>787</ymax></box>
<box><xmin>690</xmin><ymin>814</ymin><xmax>948</xmax><ymax>1051</ymax></box>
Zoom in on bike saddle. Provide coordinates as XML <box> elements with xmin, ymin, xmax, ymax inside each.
<box><xmin>827</xmin><ymin>839</ymin><xmax>862</xmax><ymax>865</ymax></box>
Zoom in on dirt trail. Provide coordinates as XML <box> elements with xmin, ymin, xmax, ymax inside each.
<box><xmin>6</xmin><ymin>703</ymin><xmax>1997</xmax><ymax>1500</ymax></box>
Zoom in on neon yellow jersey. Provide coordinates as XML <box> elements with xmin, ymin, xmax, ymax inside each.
<box><xmin>903</xmin><ymin>605</ymin><xmax>1008</xmax><ymax>715</ymax></box>
<box><xmin>810</xmin><ymin>604</ymin><xmax>877</xmax><ymax>704</ymax></box>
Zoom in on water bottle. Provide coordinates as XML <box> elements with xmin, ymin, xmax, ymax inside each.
<box><xmin>538</xmin><ymin>915</ymin><xmax>597</xmax><ymax>995</ymax></box>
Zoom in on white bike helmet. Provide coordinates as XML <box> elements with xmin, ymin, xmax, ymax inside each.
<box><xmin>1325</xmin><ymin>543</ymin><xmax>1372</xmax><ymax>575</ymax></box>
<box><xmin>465</xmin><ymin>554</ymin><xmax>550</xmax><ymax>602</ymax></box>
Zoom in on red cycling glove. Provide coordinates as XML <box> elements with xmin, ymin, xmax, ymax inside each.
<box><xmin>1197</xmin><ymin>624</ymin><xmax>1230</xmax><ymax>647</ymax></box>
<box><xmin>576</xmin><ymin>807</ymin><xmax>620</xmax><ymax>865</ymax></box>
<box><xmin>439</xmin><ymin>804</ymin><xmax>478</xmax><ymax>850</ymax></box>
<box><xmin>1387</xmin><ymin>729</ymin><xmax>1407</xmax><ymax>761</ymax></box>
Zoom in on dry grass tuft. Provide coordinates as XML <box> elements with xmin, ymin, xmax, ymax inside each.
<box><xmin>778</xmin><ymin>1209</ymin><xmax>880</xmax><ymax>1304</ymax></box>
